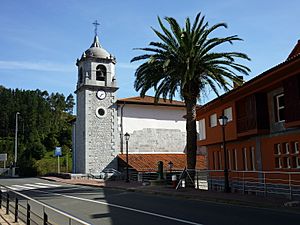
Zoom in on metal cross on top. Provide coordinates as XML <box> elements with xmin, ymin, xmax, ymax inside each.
<box><xmin>93</xmin><ymin>20</ymin><xmax>100</xmax><ymax>36</ymax></box>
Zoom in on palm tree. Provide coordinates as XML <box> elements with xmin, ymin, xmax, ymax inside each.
<box><xmin>131</xmin><ymin>13</ymin><xmax>250</xmax><ymax>173</ymax></box>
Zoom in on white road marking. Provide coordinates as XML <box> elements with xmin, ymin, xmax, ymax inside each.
<box><xmin>35</xmin><ymin>183</ymin><xmax>61</xmax><ymax>187</ymax></box>
<box><xmin>2</xmin><ymin>183</ymin><xmax>62</xmax><ymax>191</ymax></box>
<box><xmin>34</xmin><ymin>189</ymin><xmax>203</xmax><ymax>225</ymax></box>
<box><xmin>11</xmin><ymin>185</ymin><xmax>35</xmax><ymax>190</ymax></box>
<box><xmin>24</xmin><ymin>183</ymin><xmax>51</xmax><ymax>188</ymax></box>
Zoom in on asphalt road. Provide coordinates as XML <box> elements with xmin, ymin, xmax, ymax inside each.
<box><xmin>0</xmin><ymin>177</ymin><xmax>299</xmax><ymax>225</ymax></box>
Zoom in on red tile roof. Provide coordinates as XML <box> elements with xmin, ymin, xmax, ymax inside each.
<box><xmin>118</xmin><ymin>153</ymin><xmax>206</xmax><ymax>172</ymax></box>
<box><xmin>117</xmin><ymin>96</ymin><xmax>185</xmax><ymax>107</ymax></box>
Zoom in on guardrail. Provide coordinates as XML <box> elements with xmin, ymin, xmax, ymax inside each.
<box><xmin>0</xmin><ymin>185</ymin><xmax>91</xmax><ymax>225</ymax></box>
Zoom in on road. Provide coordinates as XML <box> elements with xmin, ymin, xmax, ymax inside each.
<box><xmin>0</xmin><ymin>177</ymin><xmax>299</xmax><ymax>225</ymax></box>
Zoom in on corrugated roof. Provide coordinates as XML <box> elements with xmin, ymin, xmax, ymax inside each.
<box><xmin>117</xmin><ymin>96</ymin><xmax>186</xmax><ymax>107</ymax></box>
<box><xmin>118</xmin><ymin>153</ymin><xmax>206</xmax><ymax>172</ymax></box>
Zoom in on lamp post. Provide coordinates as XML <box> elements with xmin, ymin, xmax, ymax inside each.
<box><xmin>14</xmin><ymin>112</ymin><xmax>20</xmax><ymax>167</ymax></box>
<box><xmin>218</xmin><ymin>115</ymin><xmax>230</xmax><ymax>193</ymax></box>
<box><xmin>124</xmin><ymin>132</ymin><xmax>130</xmax><ymax>183</ymax></box>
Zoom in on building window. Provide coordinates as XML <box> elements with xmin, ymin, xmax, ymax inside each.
<box><xmin>250</xmin><ymin>147</ymin><xmax>256</xmax><ymax>171</ymax></box>
<box><xmin>198</xmin><ymin>119</ymin><xmax>206</xmax><ymax>140</ymax></box>
<box><xmin>224</xmin><ymin>107</ymin><xmax>233</xmax><ymax>122</ymax></box>
<box><xmin>295</xmin><ymin>142</ymin><xmax>299</xmax><ymax>154</ymax></box>
<box><xmin>275</xmin><ymin>157</ymin><xmax>282</xmax><ymax>169</ymax></box>
<box><xmin>96</xmin><ymin>65</ymin><xmax>106</xmax><ymax>81</ymax></box>
<box><xmin>291</xmin><ymin>157</ymin><xmax>297</xmax><ymax>168</ymax></box>
<box><xmin>228</xmin><ymin>149</ymin><xmax>231</xmax><ymax>170</ymax></box>
<box><xmin>243</xmin><ymin>147</ymin><xmax>248</xmax><ymax>171</ymax></box>
<box><xmin>287</xmin><ymin>157</ymin><xmax>291</xmax><ymax>168</ymax></box>
<box><xmin>78</xmin><ymin>67</ymin><xmax>83</xmax><ymax>83</ymax></box>
<box><xmin>283</xmin><ymin>142</ymin><xmax>290</xmax><ymax>154</ymax></box>
<box><xmin>233</xmin><ymin>149</ymin><xmax>238</xmax><ymax>170</ymax></box>
<box><xmin>96</xmin><ymin>107</ymin><xmax>106</xmax><ymax>118</ymax></box>
<box><xmin>297</xmin><ymin>157</ymin><xmax>300</xmax><ymax>168</ymax></box>
<box><xmin>218</xmin><ymin>151</ymin><xmax>222</xmax><ymax>170</ymax></box>
<box><xmin>275</xmin><ymin>94</ymin><xmax>285</xmax><ymax>122</ymax></box>
<box><xmin>274</xmin><ymin>143</ymin><xmax>281</xmax><ymax>155</ymax></box>
<box><xmin>282</xmin><ymin>157</ymin><xmax>290</xmax><ymax>168</ymax></box>
<box><xmin>213</xmin><ymin>152</ymin><xmax>218</xmax><ymax>170</ymax></box>
<box><xmin>209</xmin><ymin>114</ymin><xmax>217</xmax><ymax>127</ymax></box>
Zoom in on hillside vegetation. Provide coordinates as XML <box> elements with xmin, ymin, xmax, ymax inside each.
<box><xmin>0</xmin><ymin>85</ymin><xmax>74</xmax><ymax>176</ymax></box>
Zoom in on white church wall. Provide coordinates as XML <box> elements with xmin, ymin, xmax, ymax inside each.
<box><xmin>117</xmin><ymin>104</ymin><xmax>187</xmax><ymax>153</ymax></box>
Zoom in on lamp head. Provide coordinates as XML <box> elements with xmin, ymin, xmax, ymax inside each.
<box><xmin>124</xmin><ymin>132</ymin><xmax>130</xmax><ymax>141</ymax></box>
<box><xmin>218</xmin><ymin>115</ymin><xmax>228</xmax><ymax>126</ymax></box>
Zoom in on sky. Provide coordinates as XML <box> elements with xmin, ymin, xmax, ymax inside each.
<box><xmin>0</xmin><ymin>0</ymin><xmax>299</xmax><ymax>105</ymax></box>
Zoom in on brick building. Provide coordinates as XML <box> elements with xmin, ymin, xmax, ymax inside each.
<box><xmin>197</xmin><ymin>40</ymin><xmax>300</xmax><ymax>196</ymax></box>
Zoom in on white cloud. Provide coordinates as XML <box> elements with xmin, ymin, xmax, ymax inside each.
<box><xmin>0</xmin><ymin>60</ymin><xmax>74</xmax><ymax>72</ymax></box>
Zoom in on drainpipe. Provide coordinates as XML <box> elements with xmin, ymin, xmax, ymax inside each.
<box><xmin>120</xmin><ymin>103</ymin><xmax>125</xmax><ymax>154</ymax></box>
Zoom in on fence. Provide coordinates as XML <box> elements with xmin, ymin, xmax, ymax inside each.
<box><xmin>0</xmin><ymin>185</ymin><xmax>91</xmax><ymax>225</ymax></box>
<box><xmin>208</xmin><ymin>170</ymin><xmax>300</xmax><ymax>199</ymax></box>
<box><xmin>127</xmin><ymin>168</ymin><xmax>300</xmax><ymax>199</ymax></box>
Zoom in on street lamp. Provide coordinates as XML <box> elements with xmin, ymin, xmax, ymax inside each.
<box><xmin>124</xmin><ymin>132</ymin><xmax>130</xmax><ymax>183</ymax></box>
<box><xmin>218</xmin><ymin>115</ymin><xmax>230</xmax><ymax>193</ymax></box>
<box><xmin>14</xmin><ymin>112</ymin><xmax>20</xmax><ymax>167</ymax></box>
<box><xmin>168</xmin><ymin>161</ymin><xmax>174</xmax><ymax>173</ymax></box>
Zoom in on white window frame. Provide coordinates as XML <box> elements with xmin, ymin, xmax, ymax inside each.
<box><xmin>224</xmin><ymin>107</ymin><xmax>233</xmax><ymax>122</ymax></box>
<box><xmin>198</xmin><ymin>119</ymin><xmax>206</xmax><ymax>140</ymax></box>
<box><xmin>275</xmin><ymin>157</ymin><xmax>282</xmax><ymax>169</ymax></box>
<box><xmin>243</xmin><ymin>147</ymin><xmax>248</xmax><ymax>171</ymax></box>
<box><xmin>295</xmin><ymin>142</ymin><xmax>299</xmax><ymax>154</ymax></box>
<box><xmin>284</xmin><ymin>143</ymin><xmax>290</xmax><ymax>154</ymax></box>
<box><xmin>275</xmin><ymin>93</ymin><xmax>285</xmax><ymax>122</ymax></box>
<box><xmin>251</xmin><ymin>147</ymin><xmax>256</xmax><ymax>171</ymax></box>
<box><xmin>209</xmin><ymin>113</ymin><xmax>217</xmax><ymax>127</ymax></box>
<box><xmin>296</xmin><ymin>157</ymin><xmax>300</xmax><ymax>168</ymax></box>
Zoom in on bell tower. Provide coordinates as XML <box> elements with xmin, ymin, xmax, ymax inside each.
<box><xmin>74</xmin><ymin>22</ymin><xmax>118</xmax><ymax>174</ymax></box>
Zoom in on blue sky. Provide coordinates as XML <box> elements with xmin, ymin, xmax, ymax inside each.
<box><xmin>0</xmin><ymin>0</ymin><xmax>299</xmax><ymax>104</ymax></box>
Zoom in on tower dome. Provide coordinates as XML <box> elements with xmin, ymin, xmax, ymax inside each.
<box><xmin>82</xmin><ymin>35</ymin><xmax>111</xmax><ymax>59</ymax></box>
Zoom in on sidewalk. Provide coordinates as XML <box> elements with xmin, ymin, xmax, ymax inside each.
<box><xmin>42</xmin><ymin>176</ymin><xmax>300</xmax><ymax>214</ymax></box>
<box><xmin>0</xmin><ymin>208</ymin><xmax>23</xmax><ymax>225</ymax></box>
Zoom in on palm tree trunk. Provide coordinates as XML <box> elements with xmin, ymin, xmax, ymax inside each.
<box><xmin>185</xmin><ymin>97</ymin><xmax>197</xmax><ymax>171</ymax></box>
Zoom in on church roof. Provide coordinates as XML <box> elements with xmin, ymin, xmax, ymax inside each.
<box><xmin>82</xmin><ymin>35</ymin><xmax>111</xmax><ymax>59</ymax></box>
<box><xmin>118</xmin><ymin>153</ymin><xmax>206</xmax><ymax>172</ymax></box>
<box><xmin>117</xmin><ymin>96</ymin><xmax>186</xmax><ymax>107</ymax></box>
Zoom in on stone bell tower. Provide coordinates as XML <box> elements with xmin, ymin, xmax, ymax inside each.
<box><xmin>74</xmin><ymin>23</ymin><xmax>118</xmax><ymax>174</ymax></box>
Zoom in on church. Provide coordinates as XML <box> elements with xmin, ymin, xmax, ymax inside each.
<box><xmin>72</xmin><ymin>30</ymin><xmax>205</xmax><ymax>175</ymax></box>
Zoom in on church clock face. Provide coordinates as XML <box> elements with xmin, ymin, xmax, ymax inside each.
<box><xmin>96</xmin><ymin>90</ymin><xmax>106</xmax><ymax>100</ymax></box>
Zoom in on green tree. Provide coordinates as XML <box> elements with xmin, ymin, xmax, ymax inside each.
<box><xmin>131</xmin><ymin>13</ymin><xmax>250</xmax><ymax>172</ymax></box>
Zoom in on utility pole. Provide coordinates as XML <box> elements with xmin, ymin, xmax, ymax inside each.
<box><xmin>14</xmin><ymin>112</ymin><xmax>20</xmax><ymax>166</ymax></box>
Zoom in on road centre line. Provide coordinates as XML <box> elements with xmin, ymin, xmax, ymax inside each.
<box><xmin>33</xmin><ymin>189</ymin><xmax>203</xmax><ymax>225</ymax></box>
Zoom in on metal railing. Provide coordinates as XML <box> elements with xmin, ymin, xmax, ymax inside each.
<box><xmin>207</xmin><ymin>170</ymin><xmax>300</xmax><ymax>199</ymax></box>
<box><xmin>126</xmin><ymin>168</ymin><xmax>300</xmax><ymax>199</ymax></box>
<box><xmin>0</xmin><ymin>185</ymin><xmax>91</xmax><ymax>225</ymax></box>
